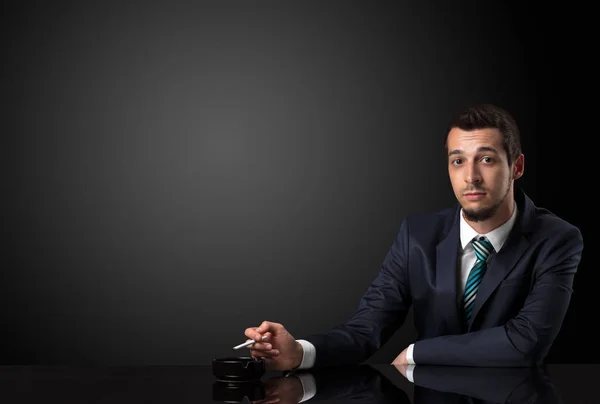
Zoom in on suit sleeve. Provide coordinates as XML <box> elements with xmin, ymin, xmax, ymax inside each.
<box><xmin>302</xmin><ymin>219</ymin><xmax>413</xmax><ymax>367</ymax></box>
<box><xmin>413</xmin><ymin>225</ymin><xmax>584</xmax><ymax>366</ymax></box>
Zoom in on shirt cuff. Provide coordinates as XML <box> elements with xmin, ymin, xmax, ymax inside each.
<box><xmin>405</xmin><ymin>364</ymin><xmax>416</xmax><ymax>383</ymax></box>
<box><xmin>294</xmin><ymin>372</ymin><xmax>317</xmax><ymax>403</ymax></box>
<box><xmin>296</xmin><ymin>339</ymin><xmax>316</xmax><ymax>369</ymax></box>
<box><xmin>406</xmin><ymin>343</ymin><xmax>416</xmax><ymax>365</ymax></box>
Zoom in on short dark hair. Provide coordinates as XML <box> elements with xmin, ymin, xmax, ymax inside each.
<box><xmin>446</xmin><ymin>103</ymin><xmax>522</xmax><ymax>166</ymax></box>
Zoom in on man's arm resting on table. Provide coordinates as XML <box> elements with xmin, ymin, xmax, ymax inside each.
<box><xmin>412</xmin><ymin>228</ymin><xmax>583</xmax><ymax>366</ymax></box>
<box><xmin>296</xmin><ymin>339</ymin><xmax>316</xmax><ymax>369</ymax></box>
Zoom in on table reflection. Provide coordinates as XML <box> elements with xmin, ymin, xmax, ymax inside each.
<box><xmin>408</xmin><ymin>365</ymin><xmax>562</xmax><ymax>404</ymax></box>
<box><xmin>232</xmin><ymin>364</ymin><xmax>563</xmax><ymax>404</ymax></box>
<box><xmin>0</xmin><ymin>363</ymin><xmax>592</xmax><ymax>403</ymax></box>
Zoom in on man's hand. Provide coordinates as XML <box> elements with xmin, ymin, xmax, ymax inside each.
<box><xmin>391</xmin><ymin>347</ymin><xmax>409</xmax><ymax>366</ymax></box>
<box><xmin>393</xmin><ymin>364</ymin><xmax>409</xmax><ymax>378</ymax></box>
<box><xmin>244</xmin><ymin>321</ymin><xmax>304</xmax><ymax>371</ymax></box>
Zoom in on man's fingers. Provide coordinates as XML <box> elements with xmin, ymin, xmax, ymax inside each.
<box><xmin>244</xmin><ymin>327</ymin><xmax>268</xmax><ymax>342</ymax></box>
<box><xmin>244</xmin><ymin>331</ymin><xmax>273</xmax><ymax>346</ymax></box>
<box><xmin>256</xmin><ymin>321</ymin><xmax>283</xmax><ymax>335</ymax></box>
<box><xmin>244</xmin><ymin>327</ymin><xmax>258</xmax><ymax>340</ymax></box>
<box><xmin>250</xmin><ymin>348</ymin><xmax>280</xmax><ymax>358</ymax></box>
<box><xmin>248</xmin><ymin>342</ymin><xmax>272</xmax><ymax>350</ymax></box>
<box><xmin>247</xmin><ymin>320</ymin><xmax>281</xmax><ymax>342</ymax></box>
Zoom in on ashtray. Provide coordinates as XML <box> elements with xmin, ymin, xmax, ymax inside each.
<box><xmin>212</xmin><ymin>357</ymin><xmax>266</xmax><ymax>382</ymax></box>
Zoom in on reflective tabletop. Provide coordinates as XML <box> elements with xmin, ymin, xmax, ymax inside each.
<box><xmin>0</xmin><ymin>363</ymin><xmax>596</xmax><ymax>403</ymax></box>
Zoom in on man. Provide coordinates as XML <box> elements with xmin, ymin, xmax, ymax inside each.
<box><xmin>243</xmin><ymin>103</ymin><xmax>584</xmax><ymax>370</ymax></box>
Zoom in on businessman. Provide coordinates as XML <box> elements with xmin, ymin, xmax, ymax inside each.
<box><xmin>243</xmin><ymin>103</ymin><xmax>584</xmax><ymax>370</ymax></box>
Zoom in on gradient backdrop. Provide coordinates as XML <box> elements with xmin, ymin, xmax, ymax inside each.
<box><xmin>2</xmin><ymin>1</ymin><xmax>592</xmax><ymax>365</ymax></box>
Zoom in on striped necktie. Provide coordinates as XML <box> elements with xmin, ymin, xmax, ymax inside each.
<box><xmin>463</xmin><ymin>236</ymin><xmax>494</xmax><ymax>325</ymax></box>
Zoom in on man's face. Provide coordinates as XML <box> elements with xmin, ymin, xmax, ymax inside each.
<box><xmin>447</xmin><ymin>127</ymin><xmax>521</xmax><ymax>222</ymax></box>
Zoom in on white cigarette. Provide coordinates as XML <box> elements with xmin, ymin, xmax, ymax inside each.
<box><xmin>232</xmin><ymin>335</ymin><xmax>267</xmax><ymax>350</ymax></box>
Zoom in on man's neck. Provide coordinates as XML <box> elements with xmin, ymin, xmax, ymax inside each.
<box><xmin>464</xmin><ymin>192</ymin><xmax>515</xmax><ymax>234</ymax></box>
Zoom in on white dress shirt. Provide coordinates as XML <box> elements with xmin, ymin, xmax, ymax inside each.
<box><xmin>294</xmin><ymin>204</ymin><xmax>518</xmax><ymax>389</ymax></box>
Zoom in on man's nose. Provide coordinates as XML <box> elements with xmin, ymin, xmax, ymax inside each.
<box><xmin>465</xmin><ymin>163</ymin><xmax>482</xmax><ymax>183</ymax></box>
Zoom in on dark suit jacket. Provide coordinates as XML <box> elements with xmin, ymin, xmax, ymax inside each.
<box><xmin>303</xmin><ymin>188</ymin><xmax>584</xmax><ymax>367</ymax></box>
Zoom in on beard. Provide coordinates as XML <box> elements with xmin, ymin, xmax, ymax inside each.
<box><xmin>462</xmin><ymin>183</ymin><xmax>511</xmax><ymax>222</ymax></box>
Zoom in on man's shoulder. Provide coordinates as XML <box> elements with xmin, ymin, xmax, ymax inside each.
<box><xmin>529</xmin><ymin>205</ymin><xmax>583</xmax><ymax>243</ymax></box>
<box><xmin>523</xmin><ymin>203</ymin><xmax>584</xmax><ymax>271</ymax></box>
<box><xmin>518</xmin><ymin>188</ymin><xmax>582</xmax><ymax>244</ymax></box>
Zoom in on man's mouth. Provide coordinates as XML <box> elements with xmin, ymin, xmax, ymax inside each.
<box><xmin>464</xmin><ymin>192</ymin><xmax>486</xmax><ymax>201</ymax></box>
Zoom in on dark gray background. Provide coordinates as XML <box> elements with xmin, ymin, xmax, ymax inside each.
<box><xmin>2</xmin><ymin>1</ymin><xmax>592</xmax><ymax>365</ymax></box>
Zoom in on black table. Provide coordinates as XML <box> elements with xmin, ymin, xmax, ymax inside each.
<box><xmin>0</xmin><ymin>363</ymin><xmax>596</xmax><ymax>403</ymax></box>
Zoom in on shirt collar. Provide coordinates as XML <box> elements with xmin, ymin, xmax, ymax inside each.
<box><xmin>459</xmin><ymin>204</ymin><xmax>518</xmax><ymax>252</ymax></box>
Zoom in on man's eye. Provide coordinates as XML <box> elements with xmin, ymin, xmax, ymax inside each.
<box><xmin>481</xmin><ymin>157</ymin><xmax>493</xmax><ymax>163</ymax></box>
<box><xmin>452</xmin><ymin>159</ymin><xmax>462</xmax><ymax>165</ymax></box>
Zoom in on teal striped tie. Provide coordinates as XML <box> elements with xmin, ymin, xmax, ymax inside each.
<box><xmin>463</xmin><ymin>236</ymin><xmax>494</xmax><ymax>324</ymax></box>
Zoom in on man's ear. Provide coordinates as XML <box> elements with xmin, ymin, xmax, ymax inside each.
<box><xmin>513</xmin><ymin>154</ymin><xmax>524</xmax><ymax>180</ymax></box>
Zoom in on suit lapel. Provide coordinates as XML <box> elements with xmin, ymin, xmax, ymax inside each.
<box><xmin>436</xmin><ymin>209</ymin><xmax>463</xmax><ymax>334</ymax></box>
<box><xmin>468</xmin><ymin>221</ymin><xmax>530</xmax><ymax>331</ymax></box>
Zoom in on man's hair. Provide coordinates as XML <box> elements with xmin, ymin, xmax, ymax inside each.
<box><xmin>446</xmin><ymin>103</ymin><xmax>522</xmax><ymax>166</ymax></box>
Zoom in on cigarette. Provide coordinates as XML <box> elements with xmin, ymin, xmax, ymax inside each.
<box><xmin>232</xmin><ymin>335</ymin><xmax>268</xmax><ymax>350</ymax></box>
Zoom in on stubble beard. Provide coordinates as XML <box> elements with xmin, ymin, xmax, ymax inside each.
<box><xmin>462</xmin><ymin>183</ymin><xmax>511</xmax><ymax>222</ymax></box>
